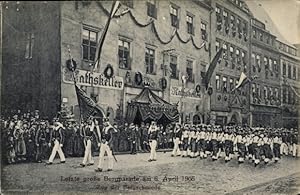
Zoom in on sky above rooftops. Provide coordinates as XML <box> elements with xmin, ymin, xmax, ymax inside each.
<box><xmin>248</xmin><ymin>0</ymin><xmax>300</xmax><ymax>45</ymax></box>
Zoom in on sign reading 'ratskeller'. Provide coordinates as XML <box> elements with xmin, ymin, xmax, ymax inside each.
<box><xmin>63</xmin><ymin>68</ymin><xmax>124</xmax><ymax>90</ymax></box>
<box><xmin>170</xmin><ymin>86</ymin><xmax>201</xmax><ymax>99</ymax></box>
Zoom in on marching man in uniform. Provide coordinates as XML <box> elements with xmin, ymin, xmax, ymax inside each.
<box><xmin>95</xmin><ymin>117</ymin><xmax>115</xmax><ymax>172</ymax></box>
<box><xmin>80</xmin><ymin>117</ymin><xmax>99</xmax><ymax>167</ymax></box>
<box><xmin>171</xmin><ymin>123</ymin><xmax>182</xmax><ymax>157</ymax></box>
<box><xmin>148</xmin><ymin>121</ymin><xmax>158</xmax><ymax>162</ymax></box>
<box><xmin>47</xmin><ymin>120</ymin><xmax>66</xmax><ymax>165</ymax></box>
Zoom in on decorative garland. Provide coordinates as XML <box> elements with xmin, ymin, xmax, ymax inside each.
<box><xmin>103</xmin><ymin>64</ymin><xmax>114</xmax><ymax>79</ymax></box>
<box><xmin>96</xmin><ymin>1</ymin><xmax>207</xmax><ymax>51</ymax></box>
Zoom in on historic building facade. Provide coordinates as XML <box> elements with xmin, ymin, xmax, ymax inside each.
<box><xmin>208</xmin><ymin>0</ymin><xmax>252</xmax><ymax>126</ymax></box>
<box><xmin>2</xmin><ymin>1</ymin><xmax>212</xmax><ymax>123</ymax></box>
<box><xmin>278</xmin><ymin>41</ymin><xmax>300</xmax><ymax>128</ymax></box>
<box><xmin>249</xmin><ymin>18</ymin><xmax>281</xmax><ymax>127</ymax></box>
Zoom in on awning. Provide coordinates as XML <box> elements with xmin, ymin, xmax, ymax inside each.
<box><xmin>126</xmin><ymin>86</ymin><xmax>179</xmax><ymax>123</ymax></box>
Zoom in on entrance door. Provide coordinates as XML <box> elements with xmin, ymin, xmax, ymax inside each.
<box><xmin>193</xmin><ymin>114</ymin><xmax>201</xmax><ymax>125</ymax></box>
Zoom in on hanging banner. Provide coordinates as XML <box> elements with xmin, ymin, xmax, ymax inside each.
<box><xmin>170</xmin><ymin>86</ymin><xmax>201</xmax><ymax>99</ymax></box>
<box><xmin>63</xmin><ymin>68</ymin><xmax>124</xmax><ymax>90</ymax></box>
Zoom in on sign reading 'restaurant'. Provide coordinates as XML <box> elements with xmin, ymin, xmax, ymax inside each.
<box><xmin>63</xmin><ymin>68</ymin><xmax>124</xmax><ymax>90</ymax></box>
<box><xmin>170</xmin><ymin>86</ymin><xmax>201</xmax><ymax>99</ymax></box>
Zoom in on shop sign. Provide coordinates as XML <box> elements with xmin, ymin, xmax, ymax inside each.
<box><xmin>170</xmin><ymin>86</ymin><xmax>201</xmax><ymax>99</ymax></box>
<box><xmin>63</xmin><ymin>68</ymin><xmax>124</xmax><ymax>90</ymax></box>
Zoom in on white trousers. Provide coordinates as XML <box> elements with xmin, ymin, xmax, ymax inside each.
<box><xmin>149</xmin><ymin>140</ymin><xmax>157</xmax><ymax>160</ymax></box>
<box><xmin>172</xmin><ymin>138</ymin><xmax>181</xmax><ymax>156</ymax></box>
<box><xmin>82</xmin><ymin>140</ymin><xmax>94</xmax><ymax>165</ymax></box>
<box><xmin>49</xmin><ymin>140</ymin><xmax>65</xmax><ymax>163</ymax></box>
<box><xmin>280</xmin><ymin>143</ymin><xmax>288</xmax><ymax>155</ymax></box>
<box><xmin>97</xmin><ymin>143</ymin><xmax>113</xmax><ymax>169</ymax></box>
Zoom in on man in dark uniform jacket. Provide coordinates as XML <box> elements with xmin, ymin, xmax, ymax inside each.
<box><xmin>47</xmin><ymin>121</ymin><xmax>66</xmax><ymax>164</ymax></box>
<box><xmin>95</xmin><ymin>118</ymin><xmax>115</xmax><ymax>172</ymax></box>
<box><xmin>171</xmin><ymin>123</ymin><xmax>182</xmax><ymax>157</ymax></box>
<box><xmin>129</xmin><ymin>123</ymin><xmax>137</xmax><ymax>154</ymax></box>
<box><xmin>35</xmin><ymin>121</ymin><xmax>48</xmax><ymax>163</ymax></box>
<box><xmin>80</xmin><ymin>118</ymin><xmax>99</xmax><ymax>167</ymax></box>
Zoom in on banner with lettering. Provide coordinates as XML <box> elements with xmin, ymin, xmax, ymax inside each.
<box><xmin>170</xmin><ymin>86</ymin><xmax>201</xmax><ymax>99</ymax></box>
<box><xmin>63</xmin><ymin>68</ymin><xmax>124</xmax><ymax>90</ymax></box>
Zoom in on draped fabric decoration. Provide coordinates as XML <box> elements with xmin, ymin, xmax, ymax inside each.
<box><xmin>126</xmin><ymin>87</ymin><xmax>179</xmax><ymax>123</ymax></box>
<box><xmin>96</xmin><ymin>1</ymin><xmax>207</xmax><ymax>50</ymax></box>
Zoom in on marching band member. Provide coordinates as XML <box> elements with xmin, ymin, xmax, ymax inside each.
<box><xmin>171</xmin><ymin>123</ymin><xmax>182</xmax><ymax>157</ymax></box>
<box><xmin>188</xmin><ymin>125</ymin><xmax>197</xmax><ymax>158</ymax></box>
<box><xmin>181</xmin><ymin>124</ymin><xmax>190</xmax><ymax>157</ymax></box>
<box><xmin>217</xmin><ymin>126</ymin><xmax>224</xmax><ymax>159</ymax></box>
<box><xmin>262</xmin><ymin>132</ymin><xmax>273</xmax><ymax>164</ymax></box>
<box><xmin>235</xmin><ymin>129</ymin><xmax>247</xmax><ymax>164</ymax></box>
<box><xmin>47</xmin><ymin>121</ymin><xmax>66</xmax><ymax>165</ymax></box>
<box><xmin>272</xmin><ymin>131</ymin><xmax>282</xmax><ymax>162</ymax></box>
<box><xmin>198</xmin><ymin>125</ymin><xmax>207</xmax><ymax>159</ymax></box>
<box><xmin>148</xmin><ymin>121</ymin><xmax>159</xmax><ymax>162</ymax></box>
<box><xmin>95</xmin><ymin>117</ymin><xmax>115</xmax><ymax>172</ymax></box>
<box><xmin>211</xmin><ymin>127</ymin><xmax>219</xmax><ymax>161</ymax></box>
<box><xmin>80</xmin><ymin>117</ymin><xmax>99</xmax><ymax>167</ymax></box>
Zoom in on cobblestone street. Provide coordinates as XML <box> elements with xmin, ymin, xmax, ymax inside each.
<box><xmin>2</xmin><ymin>152</ymin><xmax>300</xmax><ymax>194</ymax></box>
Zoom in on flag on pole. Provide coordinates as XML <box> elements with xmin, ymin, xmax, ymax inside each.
<box><xmin>93</xmin><ymin>1</ymin><xmax>121</xmax><ymax>71</ymax></box>
<box><xmin>203</xmin><ymin>48</ymin><xmax>223</xmax><ymax>89</ymax></box>
<box><xmin>233</xmin><ymin>72</ymin><xmax>249</xmax><ymax>91</ymax></box>
<box><xmin>75</xmin><ymin>85</ymin><xmax>105</xmax><ymax>121</ymax></box>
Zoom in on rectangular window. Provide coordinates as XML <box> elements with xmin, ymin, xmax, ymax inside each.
<box><xmin>252</xmin><ymin>53</ymin><xmax>256</xmax><ymax>66</ymax></box>
<box><xmin>274</xmin><ymin>88</ymin><xmax>279</xmax><ymax>99</ymax></box>
<box><xmin>252</xmin><ymin>83</ymin><xmax>256</xmax><ymax>97</ymax></box>
<box><xmin>186</xmin><ymin>14</ymin><xmax>194</xmax><ymax>35</ymax></box>
<box><xmin>215</xmin><ymin>7</ymin><xmax>221</xmax><ymax>14</ymax></box>
<box><xmin>222</xmin><ymin>76</ymin><xmax>227</xmax><ymax>92</ymax></box>
<box><xmin>229</xmin><ymin>78</ymin><xmax>234</xmax><ymax>91</ymax></box>
<box><xmin>264</xmin><ymin>56</ymin><xmax>269</xmax><ymax>69</ymax></box>
<box><xmin>288</xmin><ymin>64</ymin><xmax>292</xmax><ymax>78</ymax></box>
<box><xmin>118</xmin><ymin>39</ymin><xmax>131</xmax><ymax>69</ymax></box>
<box><xmin>145</xmin><ymin>48</ymin><xmax>155</xmax><ymax>74</ymax></box>
<box><xmin>253</xmin><ymin>29</ymin><xmax>256</xmax><ymax>38</ymax></box>
<box><xmin>147</xmin><ymin>0</ymin><xmax>157</xmax><ymax>19</ymax></box>
<box><xmin>293</xmin><ymin>66</ymin><xmax>296</xmax><ymax>79</ymax></box>
<box><xmin>283</xmin><ymin>62</ymin><xmax>286</xmax><ymax>76</ymax></box>
<box><xmin>230</xmin><ymin>46</ymin><xmax>234</xmax><ymax>59</ymax></box>
<box><xmin>236</xmin><ymin>48</ymin><xmax>240</xmax><ymax>63</ymax></box>
<box><xmin>82</xmin><ymin>28</ymin><xmax>98</xmax><ymax>61</ymax></box>
<box><xmin>283</xmin><ymin>87</ymin><xmax>287</xmax><ymax>103</ymax></box>
<box><xmin>25</xmin><ymin>33</ymin><xmax>34</xmax><ymax>59</ymax></box>
<box><xmin>269</xmin><ymin>58</ymin><xmax>273</xmax><ymax>71</ymax></box>
<box><xmin>170</xmin><ymin>5</ymin><xmax>179</xmax><ymax>28</ymax></box>
<box><xmin>201</xmin><ymin>22</ymin><xmax>207</xmax><ymax>40</ymax></box>
<box><xmin>186</xmin><ymin>59</ymin><xmax>194</xmax><ymax>82</ymax></box>
<box><xmin>257</xmin><ymin>84</ymin><xmax>260</xmax><ymax>98</ymax></box>
<box><xmin>170</xmin><ymin>55</ymin><xmax>178</xmax><ymax>79</ymax></box>
<box><xmin>274</xmin><ymin>60</ymin><xmax>278</xmax><ymax>72</ymax></box>
<box><xmin>256</xmin><ymin>55</ymin><xmax>261</xmax><ymax>67</ymax></box>
<box><xmin>216</xmin><ymin>75</ymin><xmax>220</xmax><ymax>90</ymax></box>
<box><xmin>264</xmin><ymin>86</ymin><xmax>268</xmax><ymax>99</ymax></box>
<box><xmin>259</xmin><ymin>32</ymin><xmax>263</xmax><ymax>41</ymax></box>
<box><xmin>223</xmin><ymin>43</ymin><xmax>228</xmax><ymax>59</ymax></box>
